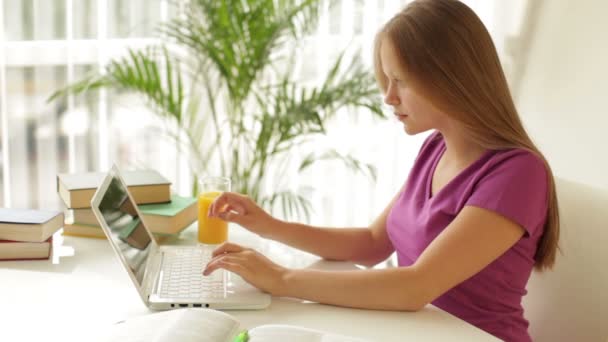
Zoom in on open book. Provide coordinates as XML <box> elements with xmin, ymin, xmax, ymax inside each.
<box><xmin>99</xmin><ymin>308</ymin><xmax>368</xmax><ymax>342</ymax></box>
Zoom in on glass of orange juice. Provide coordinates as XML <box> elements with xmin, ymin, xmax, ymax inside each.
<box><xmin>197</xmin><ymin>176</ymin><xmax>231</xmax><ymax>244</ymax></box>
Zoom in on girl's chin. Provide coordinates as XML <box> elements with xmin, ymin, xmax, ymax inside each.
<box><xmin>402</xmin><ymin>124</ymin><xmax>425</xmax><ymax>136</ymax></box>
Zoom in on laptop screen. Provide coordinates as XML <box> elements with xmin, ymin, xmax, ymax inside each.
<box><xmin>95</xmin><ymin>172</ymin><xmax>154</xmax><ymax>286</ymax></box>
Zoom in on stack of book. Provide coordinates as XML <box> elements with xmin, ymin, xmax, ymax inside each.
<box><xmin>0</xmin><ymin>208</ymin><xmax>64</xmax><ymax>261</ymax></box>
<box><xmin>57</xmin><ymin>170</ymin><xmax>197</xmax><ymax>243</ymax></box>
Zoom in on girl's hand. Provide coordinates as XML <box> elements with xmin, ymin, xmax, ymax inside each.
<box><xmin>202</xmin><ymin>242</ymin><xmax>288</xmax><ymax>296</ymax></box>
<box><xmin>207</xmin><ymin>192</ymin><xmax>277</xmax><ymax>237</ymax></box>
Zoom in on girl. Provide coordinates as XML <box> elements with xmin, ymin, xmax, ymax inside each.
<box><xmin>203</xmin><ymin>1</ymin><xmax>559</xmax><ymax>341</ymax></box>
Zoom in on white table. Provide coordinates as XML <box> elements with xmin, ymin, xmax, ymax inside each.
<box><xmin>0</xmin><ymin>224</ymin><xmax>499</xmax><ymax>342</ymax></box>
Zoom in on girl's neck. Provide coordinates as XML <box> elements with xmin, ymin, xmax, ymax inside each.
<box><xmin>438</xmin><ymin>128</ymin><xmax>487</xmax><ymax>167</ymax></box>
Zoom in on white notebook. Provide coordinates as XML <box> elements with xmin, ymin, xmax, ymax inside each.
<box><xmin>98</xmin><ymin>308</ymin><xmax>369</xmax><ymax>342</ymax></box>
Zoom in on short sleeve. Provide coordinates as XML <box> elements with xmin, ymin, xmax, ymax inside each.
<box><xmin>466</xmin><ymin>151</ymin><xmax>549</xmax><ymax>236</ymax></box>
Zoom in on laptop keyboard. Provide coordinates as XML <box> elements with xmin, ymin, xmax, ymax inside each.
<box><xmin>158</xmin><ymin>248</ymin><xmax>227</xmax><ymax>299</ymax></box>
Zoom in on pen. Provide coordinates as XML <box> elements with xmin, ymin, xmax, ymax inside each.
<box><xmin>234</xmin><ymin>331</ymin><xmax>249</xmax><ymax>342</ymax></box>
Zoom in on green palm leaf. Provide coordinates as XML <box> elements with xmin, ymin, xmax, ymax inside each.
<box><xmin>261</xmin><ymin>189</ymin><xmax>314</xmax><ymax>222</ymax></box>
<box><xmin>50</xmin><ymin>45</ymin><xmax>185</xmax><ymax>121</ymax></box>
<box><xmin>48</xmin><ymin>0</ymin><xmax>385</xmax><ymax>221</ymax></box>
<box><xmin>299</xmin><ymin>149</ymin><xmax>378</xmax><ymax>182</ymax></box>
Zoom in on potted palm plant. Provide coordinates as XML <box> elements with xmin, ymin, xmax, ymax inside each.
<box><xmin>49</xmin><ymin>0</ymin><xmax>384</xmax><ymax>221</ymax></box>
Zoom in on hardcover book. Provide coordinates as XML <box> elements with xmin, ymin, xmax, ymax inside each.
<box><xmin>0</xmin><ymin>236</ymin><xmax>52</xmax><ymax>261</ymax></box>
<box><xmin>63</xmin><ymin>222</ymin><xmax>107</xmax><ymax>239</ymax></box>
<box><xmin>57</xmin><ymin>170</ymin><xmax>171</xmax><ymax>209</ymax></box>
<box><xmin>0</xmin><ymin>208</ymin><xmax>63</xmax><ymax>242</ymax></box>
<box><xmin>69</xmin><ymin>195</ymin><xmax>196</xmax><ymax>235</ymax></box>
<box><xmin>139</xmin><ymin>195</ymin><xmax>197</xmax><ymax>235</ymax></box>
<box><xmin>118</xmin><ymin>218</ymin><xmax>151</xmax><ymax>250</ymax></box>
<box><xmin>63</xmin><ymin>222</ymin><xmax>175</xmax><ymax>244</ymax></box>
<box><xmin>69</xmin><ymin>208</ymin><xmax>99</xmax><ymax>226</ymax></box>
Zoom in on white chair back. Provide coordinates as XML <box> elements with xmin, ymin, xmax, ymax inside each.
<box><xmin>524</xmin><ymin>178</ymin><xmax>608</xmax><ymax>341</ymax></box>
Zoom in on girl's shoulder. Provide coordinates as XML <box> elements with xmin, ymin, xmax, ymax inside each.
<box><xmin>486</xmin><ymin>148</ymin><xmax>547</xmax><ymax>176</ymax></box>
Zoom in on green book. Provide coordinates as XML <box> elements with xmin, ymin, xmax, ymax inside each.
<box><xmin>138</xmin><ymin>195</ymin><xmax>197</xmax><ymax>235</ymax></box>
<box><xmin>63</xmin><ymin>221</ymin><xmax>177</xmax><ymax>244</ymax></box>
<box><xmin>117</xmin><ymin>217</ymin><xmax>151</xmax><ymax>250</ymax></box>
<box><xmin>139</xmin><ymin>195</ymin><xmax>196</xmax><ymax>216</ymax></box>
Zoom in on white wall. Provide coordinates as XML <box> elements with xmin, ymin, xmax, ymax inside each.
<box><xmin>517</xmin><ymin>0</ymin><xmax>608</xmax><ymax>190</ymax></box>
<box><xmin>516</xmin><ymin>1</ymin><xmax>608</xmax><ymax>341</ymax></box>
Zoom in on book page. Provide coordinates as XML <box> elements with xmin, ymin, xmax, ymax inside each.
<box><xmin>249</xmin><ymin>324</ymin><xmax>369</xmax><ymax>342</ymax></box>
<box><xmin>99</xmin><ymin>308</ymin><xmax>241</xmax><ymax>342</ymax></box>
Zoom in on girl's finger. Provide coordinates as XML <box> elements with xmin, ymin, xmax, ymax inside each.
<box><xmin>203</xmin><ymin>257</ymin><xmax>247</xmax><ymax>276</ymax></box>
<box><xmin>213</xmin><ymin>196</ymin><xmax>249</xmax><ymax>219</ymax></box>
<box><xmin>218</xmin><ymin>209</ymin><xmax>245</xmax><ymax>224</ymax></box>
<box><xmin>221</xmin><ymin>260</ymin><xmax>247</xmax><ymax>276</ymax></box>
<box><xmin>224</xmin><ymin>203</ymin><xmax>246</xmax><ymax>216</ymax></box>
<box><xmin>207</xmin><ymin>193</ymin><xmax>229</xmax><ymax>217</ymax></box>
<box><xmin>211</xmin><ymin>242</ymin><xmax>246</xmax><ymax>257</ymax></box>
<box><xmin>206</xmin><ymin>253</ymin><xmax>247</xmax><ymax>268</ymax></box>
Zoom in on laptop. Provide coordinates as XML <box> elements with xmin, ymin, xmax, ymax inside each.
<box><xmin>91</xmin><ymin>164</ymin><xmax>271</xmax><ymax>310</ymax></box>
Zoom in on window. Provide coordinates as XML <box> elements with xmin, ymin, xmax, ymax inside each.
<box><xmin>0</xmin><ymin>0</ymin><xmax>527</xmax><ymax>227</ymax></box>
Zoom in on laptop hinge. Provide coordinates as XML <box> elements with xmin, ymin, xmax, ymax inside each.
<box><xmin>142</xmin><ymin>246</ymin><xmax>162</xmax><ymax>302</ymax></box>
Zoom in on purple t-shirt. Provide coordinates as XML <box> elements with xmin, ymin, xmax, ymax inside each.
<box><xmin>386</xmin><ymin>131</ymin><xmax>548</xmax><ymax>342</ymax></box>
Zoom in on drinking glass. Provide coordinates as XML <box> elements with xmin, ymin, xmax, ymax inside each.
<box><xmin>197</xmin><ymin>176</ymin><xmax>231</xmax><ymax>244</ymax></box>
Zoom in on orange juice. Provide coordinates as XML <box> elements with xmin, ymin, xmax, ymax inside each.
<box><xmin>197</xmin><ymin>191</ymin><xmax>228</xmax><ymax>244</ymax></box>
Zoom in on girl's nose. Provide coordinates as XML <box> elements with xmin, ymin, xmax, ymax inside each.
<box><xmin>384</xmin><ymin>89</ymin><xmax>400</xmax><ymax>106</ymax></box>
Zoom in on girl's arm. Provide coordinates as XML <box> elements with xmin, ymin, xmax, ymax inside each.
<box><xmin>265</xmin><ymin>194</ymin><xmax>398</xmax><ymax>267</ymax></box>
<box><xmin>209</xmin><ymin>191</ymin><xmax>400</xmax><ymax>267</ymax></box>
<box><xmin>204</xmin><ymin>205</ymin><xmax>525</xmax><ymax>311</ymax></box>
<box><xmin>280</xmin><ymin>206</ymin><xmax>525</xmax><ymax>310</ymax></box>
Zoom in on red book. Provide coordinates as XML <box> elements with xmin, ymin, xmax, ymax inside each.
<box><xmin>0</xmin><ymin>236</ymin><xmax>52</xmax><ymax>261</ymax></box>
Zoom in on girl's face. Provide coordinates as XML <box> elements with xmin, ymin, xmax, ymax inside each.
<box><xmin>379</xmin><ymin>38</ymin><xmax>449</xmax><ymax>135</ymax></box>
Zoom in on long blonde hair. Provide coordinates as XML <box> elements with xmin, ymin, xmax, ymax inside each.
<box><xmin>374</xmin><ymin>0</ymin><xmax>559</xmax><ymax>271</ymax></box>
